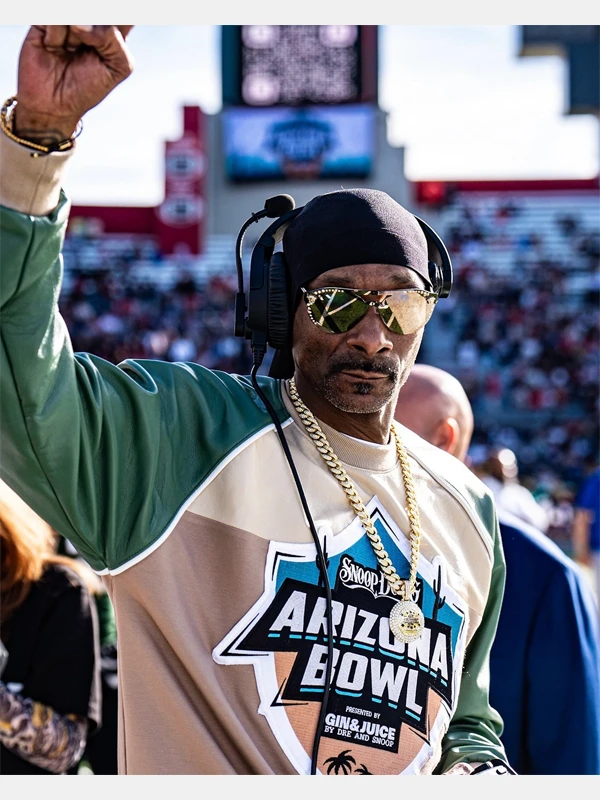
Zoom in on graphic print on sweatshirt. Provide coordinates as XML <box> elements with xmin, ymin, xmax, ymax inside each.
<box><xmin>213</xmin><ymin>497</ymin><xmax>469</xmax><ymax>775</ymax></box>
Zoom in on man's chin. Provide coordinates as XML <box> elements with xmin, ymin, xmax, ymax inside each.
<box><xmin>322</xmin><ymin>379</ymin><xmax>396</xmax><ymax>415</ymax></box>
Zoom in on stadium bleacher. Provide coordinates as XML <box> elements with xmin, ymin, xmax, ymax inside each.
<box><xmin>418</xmin><ymin>182</ymin><xmax>599</xmax><ymax>546</ymax></box>
<box><xmin>57</xmin><ymin>179</ymin><xmax>599</xmax><ymax>550</ymax></box>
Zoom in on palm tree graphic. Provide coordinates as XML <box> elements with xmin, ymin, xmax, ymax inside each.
<box><xmin>354</xmin><ymin>763</ymin><xmax>372</xmax><ymax>775</ymax></box>
<box><xmin>323</xmin><ymin>749</ymin><xmax>356</xmax><ymax>775</ymax></box>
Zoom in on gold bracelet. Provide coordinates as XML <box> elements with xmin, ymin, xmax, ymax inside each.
<box><xmin>0</xmin><ymin>96</ymin><xmax>82</xmax><ymax>155</ymax></box>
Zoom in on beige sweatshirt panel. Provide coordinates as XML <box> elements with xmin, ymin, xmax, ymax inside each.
<box><xmin>105</xmin><ymin>504</ymin><xmax>466</xmax><ymax>775</ymax></box>
<box><xmin>190</xmin><ymin>400</ymin><xmax>491</xmax><ymax>625</ymax></box>
<box><xmin>104</xmin><ymin>510</ymin><xmax>296</xmax><ymax>774</ymax></box>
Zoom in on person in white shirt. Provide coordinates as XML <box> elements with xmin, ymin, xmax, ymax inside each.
<box><xmin>475</xmin><ymin>447</ymin><xmax>549</xmax><ymax>533</ymax></box>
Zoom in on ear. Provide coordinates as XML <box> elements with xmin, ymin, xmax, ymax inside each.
<box><xmin>432</xmin><ymin>417</ymin><xmax>460</xmax><ymax>456</ymax></box>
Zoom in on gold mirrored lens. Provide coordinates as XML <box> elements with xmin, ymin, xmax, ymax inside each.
<box><xmin>305</xmin><ymin>288</ymin><xmax>437</xmax><ymax>335</ymax></box>
<box><xmin>380</xmin><ymin>290</ymin><xmax>437</xmax><ymax>334</ymax></box>
<box><xmin>307</xmin><ymin>289</ymin><xmax>369</xmax><ymax>333</ymax></box>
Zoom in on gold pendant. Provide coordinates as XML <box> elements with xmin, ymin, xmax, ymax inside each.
<box><xmin>389</xmin><ymin>600</ymin><xmax>424</xmax><ymax>643</ymax></box>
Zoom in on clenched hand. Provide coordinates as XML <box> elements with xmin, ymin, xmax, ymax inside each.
<box><xmin>13</xmin><ymin>25</ymin><xmax>134</xmax><ymax>145</ymax></box>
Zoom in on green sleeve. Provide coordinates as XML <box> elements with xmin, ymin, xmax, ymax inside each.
<box><xmin>436</xmin><ymin>495</ymin><xmax>510</xmax><ymax>772</ymax></box>
<box><xmin>0</xmin><ymin>196</ymin><xmax>285</xmax><ymax>573</ymax></box>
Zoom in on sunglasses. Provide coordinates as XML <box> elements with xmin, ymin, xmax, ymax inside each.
<box><xmin>301</xmin><ymin>286</ymin><xmax>438</xmax><ymax>335</ymax></box>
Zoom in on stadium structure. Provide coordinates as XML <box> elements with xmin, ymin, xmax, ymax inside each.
<box><xmin>60</xmin><ymin>26</ymin><xmax>600</xmax><ymax>536</ymax></box>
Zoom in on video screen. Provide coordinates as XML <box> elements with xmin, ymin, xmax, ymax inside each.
<box><xmin>223</xmin><ymin>105</ymin><xmax>375</xmax><ymax>181</ymax></box>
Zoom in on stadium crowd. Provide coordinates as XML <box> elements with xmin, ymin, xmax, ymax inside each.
<box><xmin>432</xmin><ymin>193</ymin><xmax>599</xmax><ymax>550</ymax></box>
<box><xmin>57</xmin><ymin>192</ymin><xmax>599</xmax><ymax>556</ymax></box>
<box><xmin>61</xmin><ymin>231</ymin><xmax>252</xmax><ymax>375</ymax></box>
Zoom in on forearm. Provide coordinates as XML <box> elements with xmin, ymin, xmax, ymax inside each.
<box><xmin>439</xmin><ymin>633</ymin><xmax>507</xmax><ymax>771</ymax></box>
<box><xmin>0</xmin><ymin>681</ymin><xmax>88</xmax><ymax>773</ymax></box>
<box><xmin>438</xmin><ymin>507</ymin><xmax>509</xmax><ymax>772</ymax></box>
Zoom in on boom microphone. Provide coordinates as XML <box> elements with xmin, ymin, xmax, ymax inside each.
<box><xmin>264</xmin><ymin>194</ymin><xmax>295</xmax><ymax>218</ymax></box>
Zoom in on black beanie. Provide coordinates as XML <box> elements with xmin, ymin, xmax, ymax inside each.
<box><xmin>268</xmin><ymin>188</ymin><xmax>431</xmax><ymax>379</ymax></box>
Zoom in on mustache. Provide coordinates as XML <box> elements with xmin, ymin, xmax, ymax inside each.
<box><xmin>326</xmin><ymin>356</ymin><xmax>398</xmax><ymax>379</ymax></box>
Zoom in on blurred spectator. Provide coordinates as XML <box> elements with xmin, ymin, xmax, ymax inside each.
<box><xmin>0</xmin><ymin>479</ymin><xmax>102</xmax><ymax>774</ymax></box>
<box><xmin>58</xmin><ymin>539</ymin><xmax>118</xmax><ymax>775</ymax></box>
<box><xmin>81</xmin><ymin>638</ymin><xmax>117</xmax><ymax>775</ymax></box>
<box><xmin>428</xmin><ymin>190</ymin><xmax>599</xmax><ymax>540</ymax></box>
<box><xmin>60</xmin><ymin>237</ymin><xmax>252</xmax><ymax>375</ymax></box>
<box><xmin>474</xmin><ymin>446</ymin><xmax>550</xmax><ymax>533</ymax></box>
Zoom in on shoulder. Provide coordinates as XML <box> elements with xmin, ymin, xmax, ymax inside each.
<box><xmin>33</xmin><ymin>563</ymin><xmax>100</xmax><ymax>632</ymax></box>
<box><xmin>115</xmin><ymin>360</ymin><xmax>288</xmax><ymax>418</ymax></box>
<box><xmin>499</xmin><ymin>511</ymin><xmax>595</xmax><ymax>601</ymax></box>
<box><xmin>498</xmin><ymin>512</ymin><xmax>599</xmax><ymax>644</ymax></box>
<box><xmin>18</xmin><ymin>562</ymin><xmax>95</xmax><ymax>625</ymax></box>
<box><xmin>398</xmin><ymin>424</ymin><xmax>498</xmax><ymax>534</ymax></box>
<box><xmin>499</xmin><ymin>511</ymin><xmax>579</xmax><ymax>574</ymax></box>
<box><xmin>38</xmin><ymin>561</ymin><xmax>91</xmax><ymax>597</ymax></box>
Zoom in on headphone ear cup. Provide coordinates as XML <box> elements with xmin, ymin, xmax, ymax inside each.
<box><xmin>267</xmin><ymin>252</ymin><xmax>292</xmax><ymax>350</ymax></box>
<box><xmin>414</xmin><ymin>215</ymin><xmax>453</xmax><ymax>298</ymax></box>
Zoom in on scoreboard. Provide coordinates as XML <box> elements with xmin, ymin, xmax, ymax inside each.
<box><xmin>222</xmin><ymin>25</ymin><xmax>378</xmax><ymax>107</ymax></box>
<box><xmin>221</xmin><ymin>26</ymin><xmax>378</xmax><ymax>182</ymax></box>
<box><xmin>222</xmin><ymin>25</ymin><xmax>377</xmax><ymax>182</ymax></box>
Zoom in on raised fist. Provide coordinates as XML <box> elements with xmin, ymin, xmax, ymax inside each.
<box><xmin>13</xmin><ymin>25</ymin><xmax>134</xmax><ymax>144</ymax></box>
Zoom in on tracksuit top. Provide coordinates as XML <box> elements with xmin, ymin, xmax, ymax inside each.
<box><xmin>0</xmin><ymin>132</ymin><xmax>508</xmax><ymax>775</ymax></box>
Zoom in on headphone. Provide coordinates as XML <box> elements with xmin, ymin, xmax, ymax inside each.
<box><xmin>234</xmin><ymin>193</ymin><xmax>453</xmax><ymax>360</ymax></box>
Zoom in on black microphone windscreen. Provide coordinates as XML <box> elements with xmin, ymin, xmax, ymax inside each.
<box><xmin>264</xmin><ymin>194</ymin><xmax>295</xmax><ymax>218</ymax></box>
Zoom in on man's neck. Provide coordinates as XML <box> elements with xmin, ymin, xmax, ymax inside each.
<box><xmin>291</xmin><ymin>373</ymin><xmax>395</xmax><ymax>445</ymax></box>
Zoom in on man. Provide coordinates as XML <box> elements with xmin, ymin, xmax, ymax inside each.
<box><xmin>391</xmin><ymin>363</ymin><xmax>474</xmax><ymax>463</ymax></box>
<box><xmin>0</xmin><ymin>26</ymin><xmax>513</xmax><ymax>776</ymax></box>
<box><xmin>475</xmin><ymin>446</ymin><xmax>550</xmax><ymax>533</ymax></box>
<box><xmin>395</xmin><ymin>364</ymin><xmax>600</xmax><ymax>775</ymax></box>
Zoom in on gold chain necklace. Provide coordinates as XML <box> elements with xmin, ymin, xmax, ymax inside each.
<box><xmin>288</xmin><ymin>378</ymin><xmax>425</xmax><ymax>643</ymax></box>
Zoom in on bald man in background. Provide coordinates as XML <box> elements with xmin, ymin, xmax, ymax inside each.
<box><xmin>395</xmin><ymin>364</ymin><xmax>600</xmax><ymax>775</ymax></box>
<box><xmin>394</xmin><ymin>364</ymin><xmax>473</xmax><ymax>463</ymax></box>
<box><xmin>395</xmin><ymin>365</ymin><xmax>548</xmax><ymax>530</ymax></box>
